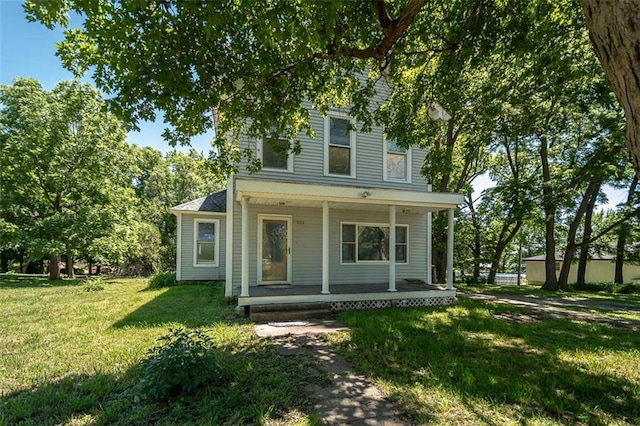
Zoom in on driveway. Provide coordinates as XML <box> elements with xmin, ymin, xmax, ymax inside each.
<box><xmin>459</xmin><ymin>291</ymin><xmax>640</xmax><ymax>330</ymax></box>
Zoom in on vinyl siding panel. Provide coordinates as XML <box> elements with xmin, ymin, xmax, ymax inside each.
<box><xmin>231</xmin><ymin>203</ymin><xmax>428</xmax><ymax>293</ymax></box>
<box><xmin>235</xmin><ymin>98</ymin><xmax>430</xmax><ymax>192</ymax></box>
<box><xmin>179</xmin><ymin>214</ymin><xmax>226</xmax><ymax>281</ymax></box>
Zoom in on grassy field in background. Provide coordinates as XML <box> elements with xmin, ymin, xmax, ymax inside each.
<box><xmin>330</xmin><ymin>297</ymin><xmax>640</xmax><ymax>425</ymax></box>
<box><xmin>0</xmin><ymin>275</ymin><xmax>324</xmax><ymax>425</ymax></box>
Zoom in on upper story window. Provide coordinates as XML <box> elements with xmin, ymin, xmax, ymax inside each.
<box><xmin>261</xmin><ymin>137</ymin><xmax>292</xmax><ymax>172</ymax></box>
<box><xmin>341</xmin><ymin>223</ymin><xmax>409</xmax><ymax>264</ymax></box>
<box><xmin>324</xmin><ymin>114</ymin><xmax>356</xmax><ymax>177</ymax></box>
<box><xmin>194</xmin><ymin>219</ymin><xmax>219</xmax><ymax>267</ymax></box>
<box><xmin>384</xmin><ymin>138</ymin><xmax>411</xmax><ymax>182</ymax></box>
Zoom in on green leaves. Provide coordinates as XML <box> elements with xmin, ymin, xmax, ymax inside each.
<box><xmin>0</xmin><ymin>78</ymin><xmax>134</xmax><ymax>277</ymax></box>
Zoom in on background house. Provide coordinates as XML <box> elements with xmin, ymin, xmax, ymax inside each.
<box><xmin>524</xmin><ymin>254</ymin><xmax>640</xmax><ymax>284</ymax></box>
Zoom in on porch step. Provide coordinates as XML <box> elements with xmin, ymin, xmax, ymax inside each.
<box><xmin>250</xmin><ymin>302</ymin><xmax>330</xmax><ymax>313</ymax></box>
<box><xmin>249</xmin><ymin>302</ymin><xmax>332</xmax><ymax>323</ymax></box>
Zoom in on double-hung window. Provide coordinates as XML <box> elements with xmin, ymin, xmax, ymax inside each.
<box><xmin>325</xmin><ymin>115</ymin><xmax>356</xmax><ymax>177</ymax></box>
<box><xmin>341</xmin><ymin>223</ymin><xmax>408</xmax><ymax>264</ymax></box>
<box><xmin>385</xmin><ymin>138</ymin><xmax>411</xmax><ymax>182</ymax></box>
<box><xmin>194</xmin><ymin>219</ymin><xmax>219</xmax><ymax>267</ymax></box>
<box><xmin>261</xmin><ymin>137</ymin><xmax>292</xmax><ymax>171</ymax></box>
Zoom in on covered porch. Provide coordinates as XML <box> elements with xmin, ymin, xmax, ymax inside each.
<box><xmin>238</xmin><ymin>281</ymin><xmax>456</xmax><ymax>310</ymax></box>
<box><xmin>226</xmin><ymin>178</ymin><xmax>464</xmax><ymax>307</ymax></box>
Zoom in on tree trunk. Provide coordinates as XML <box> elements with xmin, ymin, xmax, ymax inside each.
<box><xmin>66</xmin><ymin>255</ymin><xmax>74</xmax><ymax>278</ymax></box>
<box><xmin>577</xmin><ymin>187</ymin><xmax>599</xmax><ymax>285</ymax></box>
<box><xmin>466</xmin><ymin>194</ymin><xmax>482</xmax><ymax>281</ymax></box>
<box><xmin>433</xmin><ymin>211</ymin><xmax>448</xmax><ymax>283</ymax></box>
<box><xmin>581</xmin><ymin>0</ymin><xmax>640</xmax><ymax>173</ymax></box>
<box><xmin>0</xmin><ymin>251</ymin><xmax>8</xmax><ymax>273</ymax></box>
<box><xmin>487</xmin><ymin>221</ymin><xmax>522</xmax><ymax>284</ymax></box>
<box><xmin>614</xmin><ymin>227</ymin><xmax>627</xmax><ymax>285</ymax></box>
<box><xmin>540</xmin><ymin>136</ymin><xmax>559</xmax><ymax>290</ymax></box>
<box><xmin>558</xmin><ymin>178</ymin><xmax>602</xmax><ymax>289</ymax></box>
<box><xmin>615</xmin><ymin>175</ymin><xmax>639</xmax><ymax>283</ymax></box>
<box><xmin>48</xmin><ymin>254</ymin><xmax>61</xmax><ymax>280</ymax></box>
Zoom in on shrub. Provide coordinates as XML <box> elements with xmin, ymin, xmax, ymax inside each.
<box><xmin>137</xmin><ymin>328</ymin><xmax>225</xmax><ymax>400</ymax></box>
<box><xmin>83</xmin><ymin>276</ymin><xmax>106</xmax><ymax>292</ymax></box>
<box><xmin>619</xmin><ymin>282</ymin><xmax>640</xmax><ymax>294</ymax></box>
<box><xmin>148</xmin><ymin>271</ymin><xmax>176</xmax><ymax>289</ymax></box>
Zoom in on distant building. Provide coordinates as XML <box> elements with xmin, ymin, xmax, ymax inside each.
<box><xmin>524</xmin><ymin>253</ymin><xmax>640</xmax><ymax>284</ymax></box>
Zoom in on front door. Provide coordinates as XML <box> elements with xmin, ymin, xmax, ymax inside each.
<box><xmin>258</xmin><ymin>215</ymin><xmax>291</xmax><ymax>284</ymax></box>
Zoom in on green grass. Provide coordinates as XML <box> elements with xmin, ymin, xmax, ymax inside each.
<box><xmin>0</xmin><ymin>275</ymin><xmax>325</xmax><ymax>425</ymax></box>
<box><xmin>330</xmin><ymin>299</ymin><xmax>640</xmax><ymax>425</ymax></box>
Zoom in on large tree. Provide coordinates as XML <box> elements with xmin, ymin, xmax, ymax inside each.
<box><xmin>0</xmin><ymin>78</ymin><xmax>134</xmax><ymax>279</ymax></box>
<box><xmin>24</xmin><ymin>0</ymin><xmax>640</xmax><ymax>174</ymax></box>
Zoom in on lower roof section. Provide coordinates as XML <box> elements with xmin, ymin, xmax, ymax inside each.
<box><xmin>234</xmin><ymin>178</ymin><xmax>463</xmax><ymax>213</ymax></box>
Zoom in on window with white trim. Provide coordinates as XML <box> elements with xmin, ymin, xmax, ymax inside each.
<box><xmin>325</xmin><ymin>115</ymin><xmax>355</xmax><ymax>177</ymax></box>
<box><xmin>385</xmin><ymin>138</ymin><xmax>411</xmax><ymax>182</ymax></box>
<box><xmin>194</xmin><ymin>219</ymin><xmax>219</xmax><ymax>267</ymax></box>
<box><xmin>261</xmin><ymin>137</ymin><xmax>292</xmax><ymax>171</ymax></box>
<box><xmin>341</xmin><ymin>223</ymin><xmax>408</xmax><ymax>263</ymax></box>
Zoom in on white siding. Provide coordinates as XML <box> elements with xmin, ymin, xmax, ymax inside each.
<box><xmin>179</xmin><ymin>214</ymin><xmax>226</xmax><ymax>281</ymax></box>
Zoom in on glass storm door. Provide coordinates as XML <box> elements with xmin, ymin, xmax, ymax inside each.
<box><xmin>259</xmin><ymin>216</ymin><xmax>291</xmax><ymax>284</ymax></box>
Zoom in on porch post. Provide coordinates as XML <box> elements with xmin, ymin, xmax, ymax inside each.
<box><xmin>426</xmin><ymin>184</ymin><xmax>433</xmax><ymax>284</ymax></box>
<box><xmin>426</xmin><ymin>211</ymin><xmax>432</xmax><ymax>284</ymax></box>
<box><xmin>176</xmin><ymin>212</ymin><xmax>182</xmax><ymax>281</ymax></box>
<box><xmin>388</xmin><ymin>204</ymin><xmax>397</xmax><ymax>292</ymax></box>
<box><xmin>241</xmin><ymin>196</ymin><xmax>249</xmax><ymax>297</ymax></box>
<box><xmin>447</xmin><ymin>207</ymin><xmax>454</xmax><ymax>290</ymax></box>
<box><xmin>321</xmin><ymin>201</ymin><xmax>330</xmax><ymax>294</ymax></box>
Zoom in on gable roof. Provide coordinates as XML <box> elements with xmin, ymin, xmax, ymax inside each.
<box><xmin>171</xmin><ymin>190</ymin><xmax>227</xmax><ymax>213</ymax></box>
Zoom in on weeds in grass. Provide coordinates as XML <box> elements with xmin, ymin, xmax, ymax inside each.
<box><xmin>137</xmin><ymin>327</ymin><xmax>226</xmax><ymax>400</ymax></box>
<box><xmin>147</xmin><ymin>271</ymin><xmax>177</xmax><ymax>288</ymax></box>
<box><xmin>83</xmin><ymin>276</ymin><xmax>106</xmax><ymax>291</ymax></box>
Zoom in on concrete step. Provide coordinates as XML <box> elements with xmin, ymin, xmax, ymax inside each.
<box><xmin>250</xmin><ymin>308</ymin><xmax>333</xmax><ymax>323</ymax></box>
<box><xmin>250</xmin><ymin>302</ymin><xmax>331</xmax><ymax>313</ymax></box>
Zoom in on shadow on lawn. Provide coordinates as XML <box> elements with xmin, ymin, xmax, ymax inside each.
<box><xmin>0</xmin><ymin>372</ymin><xmax>125</xmax><ymax>425</ymax></box>
<box><xmin>112</xmin><ymin>283</ymin><xmax>238</xmax><ymax>329</ymax></box>
<box><xmin>336</xmin><ymin>299</ymin><xmax>640</xmax><ymax>424</ymax></box>
<box><xmin>0</xmin><ymin>273</ymin><xmax>85</xmax><ymax>289</ymax></box>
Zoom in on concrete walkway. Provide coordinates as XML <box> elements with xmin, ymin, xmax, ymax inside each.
<box><xmin>255</xmin><ymin>320</ymin><xmax>408</xmax><ymax>425</ymax></box>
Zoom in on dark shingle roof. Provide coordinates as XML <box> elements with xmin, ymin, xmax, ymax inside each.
<box><xmin>171</xmin><ymin>190</ymin><xmax>227</xmax><ymax>213</ymax></box>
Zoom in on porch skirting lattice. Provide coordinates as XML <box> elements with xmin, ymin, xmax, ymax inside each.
<box><xmin>330</xmin><ymin>296</ymin><xmax>456</xmax><ymax>311</ymax></box>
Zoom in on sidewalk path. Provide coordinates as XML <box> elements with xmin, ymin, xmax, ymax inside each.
<box><xmin>459</xmin><ymin>292</ymin><xmax>640</xmax><ymax>330</ymax></box>
<box><xmin>255</xmin><ymin>320</ymin><xmax>408</xmax><ymax>425</ymax></box>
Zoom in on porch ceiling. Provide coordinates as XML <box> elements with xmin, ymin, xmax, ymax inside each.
<box><xmin>235</xmin><ymin>178</ymin><xmax>463</xmax><ymax>212</ymax></box>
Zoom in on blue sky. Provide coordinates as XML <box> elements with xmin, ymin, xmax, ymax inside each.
<box><xmin>0</xmin><ymin>0</ymin><xmax>213</xmax><ymax>155</ymax></box>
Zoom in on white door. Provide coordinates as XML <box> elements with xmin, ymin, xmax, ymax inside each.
<box><xmin>258</xmin><ymin>215</ymin><xmax>292</xmax><ymax>284</ymax></box>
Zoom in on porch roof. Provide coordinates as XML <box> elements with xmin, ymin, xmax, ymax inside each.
<box><xmin>235</xmin><ymin>178</ymin><xmax>463</xmax><ymax>212</ymax></box>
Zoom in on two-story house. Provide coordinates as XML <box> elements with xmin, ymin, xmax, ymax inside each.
<box><xmin>171</xmin><ymin>84</ymin><xmax>464</xmax><ymax>312</ymax></box>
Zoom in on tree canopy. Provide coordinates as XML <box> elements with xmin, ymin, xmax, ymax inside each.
<box><xmin>26</xmin><ymin>0</ymin><xmax>638</xmax><ymax>174</ymax></box>
<box><xmin>0</xmin><ymin>78</ymin><xmax>134</xmax><ymax>279</ymax></box>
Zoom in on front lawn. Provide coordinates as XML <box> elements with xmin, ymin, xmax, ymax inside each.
<box><xmin>0</xmin><ymin>275</ymin><xmax>323</xmax><ymax>425</ymax></box>
<box><xmin>330</xmin><ymin>298</ymin><xmax>640</xmax><ymax>425</ymax></box>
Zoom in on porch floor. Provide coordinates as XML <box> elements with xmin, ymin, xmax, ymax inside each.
<box><xmin>246</xmin><ymin>281</ymin><xmax>448</xmax><ymax>297</ymax></box>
